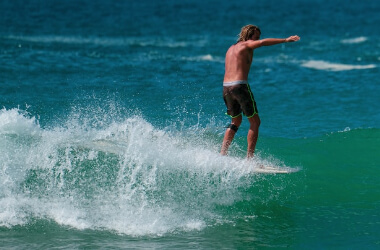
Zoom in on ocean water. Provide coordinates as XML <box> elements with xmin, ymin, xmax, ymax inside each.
<box><xmin>1</xmin><ymin>0</ymin><xmax>379</xmax><ymax>248</ymax></box>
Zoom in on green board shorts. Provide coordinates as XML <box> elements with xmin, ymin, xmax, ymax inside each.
<box><xmin>223</xmin><ymin>80</ymin><xmax>259</xmax><ymax>118</ymax></box>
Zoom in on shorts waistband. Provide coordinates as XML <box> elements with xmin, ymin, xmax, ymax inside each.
<box><xmin>223</xmin><ymin>80</ymin><xmax>248</xmax><ymax>87</ymax></box>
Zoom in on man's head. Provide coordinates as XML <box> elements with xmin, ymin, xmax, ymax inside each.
<box><xmin>237</xmin><ymin>24</ymin><xmax>261</xmax><ymax>43</ymax></box>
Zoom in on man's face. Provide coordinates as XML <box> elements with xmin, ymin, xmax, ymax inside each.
<box><xmin>252</xmin><ymin>29</ymin><xmax>261</xmax><ymax>40</ymax></box>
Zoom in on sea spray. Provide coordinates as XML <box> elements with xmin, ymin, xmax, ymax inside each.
<box><xmin>0</xmin><ymin>108</ymin><xmax>296</xmax><ymax>235</ymax></box>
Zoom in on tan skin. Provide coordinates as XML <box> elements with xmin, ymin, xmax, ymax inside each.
<box><xmin>221</xmin><ymin>30</ymin><xmax>300</xmax><ymax>158</ymax></box>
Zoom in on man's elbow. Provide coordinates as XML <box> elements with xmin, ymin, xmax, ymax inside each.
<box><xmin>260</xmin><ymin>39</ymin><xmax>272</xmax><ymax>46</ymax></box>
<box><xmin>253</xmin><ymin>40</ymin><xmax>264</xmax><ymax>48</ymax></box>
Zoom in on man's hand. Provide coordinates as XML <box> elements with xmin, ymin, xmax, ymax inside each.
<box><xmin>285</xmin><ymin>35</ymin><xmax>300</xmax><ymax>42</ymax></box>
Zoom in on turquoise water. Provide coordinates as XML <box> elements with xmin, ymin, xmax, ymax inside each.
<box><xmin>1</xmin><ymin>0</ymin><xmax>379</xmax><ymax>248</ymax></box>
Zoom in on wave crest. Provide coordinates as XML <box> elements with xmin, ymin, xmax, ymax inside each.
<box><xmin>341</xmin><ymin>36</ymin><xmax>368</xmax><ymax>44</ymax></box>
<box><xmin>301</xmin><ymin>60</ymin><xmax>376</xmax><ymax>71</ymax></box>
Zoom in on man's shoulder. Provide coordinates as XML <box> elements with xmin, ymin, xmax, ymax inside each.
<box><xmin>236</xmin><ymin>41</ymin><xmax>256</xmax><ymax>49</ymax></box>
<box><xmin>226</xmin><ymin>42</ymin><xmax>253</xmax><ymax>57</ymax></box>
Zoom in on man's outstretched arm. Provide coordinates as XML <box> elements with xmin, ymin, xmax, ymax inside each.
<box><xmin>247</xmin><ymin>35</ymin><xmax>300</xmax><ymax>49</ymax></box>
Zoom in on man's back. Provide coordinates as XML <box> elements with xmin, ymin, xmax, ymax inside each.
<box><xmin>223</xmin><ymin>42</ymin><xmax>253</xmax><ymax>83</ymax></box>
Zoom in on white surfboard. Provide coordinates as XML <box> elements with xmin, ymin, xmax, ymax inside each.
<box><xmin>253</xmin><ymin>165</ymin><xmax>300</xmax><ymax>174</ymax></box>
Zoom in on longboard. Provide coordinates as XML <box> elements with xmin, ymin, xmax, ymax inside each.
<box><xmin>80</xmin><ymin>140</ymin><xmax>301</xmax><ymax>174</ymax></box>
<box><xmin>253</xmin><ymin>165</ymin><xmax>299</xmax><ymax>174</ymax></box>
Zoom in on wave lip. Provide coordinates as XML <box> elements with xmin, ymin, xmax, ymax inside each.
<box><xmin>301</xmin><ymin>60</ymin><xmax>376</xmax><ymax>71</ymax></box>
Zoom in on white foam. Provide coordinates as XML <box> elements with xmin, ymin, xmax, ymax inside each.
<box><xmin>341</xmin><ymin>36</ymin><xmax>368</xmax><ymax>44</ymax></box>
<box><xmin>337</xmin><ymin>127</ymin><xmax>352</xmax><ymax>133</ymax></box>
<box><xmin>181</xmin><ymin>54</ymin><xmax>224</xmax><ymax>63</ymax></box>
<box><xmin>301</xmin><ymin>60</ymin><xmax>376</xmax><ymax>71</ymax></box>
<box><xmin>0</xmin><ymin>107</ymin><xmax>295</xmax><ymax>235</ymax></box>
<box><xmin>0</xmin><ymin>108</ymin><xmax>40</xmax><ymax>136</ymax></box>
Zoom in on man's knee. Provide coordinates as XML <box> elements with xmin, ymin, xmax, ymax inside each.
<box><xmin>248</xmin><ymin>114</ymin><xmax>260</xmax><ymax>128</ymax></box>
<box><xmin>227</xmin><ymin>123</ymin><xmax>239</xmax><ymax>132</ymax></box>
<box><xmin>227</xmin><ymin>115</ymin><xmax>242</xmax><ymax>133</ymax></box>
<box><xmin>232</xmin><ymin>115</ymin><xmax>243</xmax><ymax>126</ymax></box>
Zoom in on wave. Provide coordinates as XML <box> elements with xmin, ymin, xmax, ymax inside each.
<box><xmin>0</xmin><ymin>107</ymin><xmax>297</xmax><ymax>236</ymax></box>
<box><xmin>340</xmin><ymin>36</ymin><xmax>368</xmax><ymax>44</ymax></box>
<box><xmin>4</xmin><ymin>34</ymin><xmax>206</xmax><ymax>48</ymax></box>
<box><xmin>301</xmin><ymin>60</ymin><xmax>376</xmax><ymax>71</ymax></box>
<box><xmin>180</xmin><ymin>54</ymin><xmax>224</xmax><ymax>63</ymax></box>
<box><xmin>272</xmin><ymin>127</ymin><xmax>380</xmax><ymax>173</ymax></box>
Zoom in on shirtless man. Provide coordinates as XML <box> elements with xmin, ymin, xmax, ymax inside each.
<box><xmin>221</xmin><ymin>24</ymin><xmax>300</xmax><ymax>158</ymax></box>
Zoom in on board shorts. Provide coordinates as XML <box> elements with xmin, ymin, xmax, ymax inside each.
<box><xmin>223</xmin><ymin>80</ymin><xmax>259</xmax><ymax>118</ymax></box>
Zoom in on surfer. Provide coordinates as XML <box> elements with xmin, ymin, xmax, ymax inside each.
<box><xmin>221</xmin><ymin>25</ymin><xmax>300</xmax><ymax>158</ymax></box>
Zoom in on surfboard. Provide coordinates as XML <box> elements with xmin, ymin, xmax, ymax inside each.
<box><xmin>79</xmin><ymin>140</ymin><xmax>300</xmax><ymax>174</ymax></box>
<box><xmin>253</xmin><ymin>165</ymin><xmax>299</xmax><ymax>174</ymax></box>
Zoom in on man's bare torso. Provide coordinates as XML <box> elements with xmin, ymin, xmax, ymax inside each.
<box><xmin>223</xmin><ymin>42</ymin><xmax>254</xmax><ymax>82</ymax></box>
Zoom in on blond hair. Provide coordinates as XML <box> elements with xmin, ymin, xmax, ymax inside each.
<box><xmin>237</xmin><ymin>24</ymin><xmax>261</xmax><ymax>43</ymax></box>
